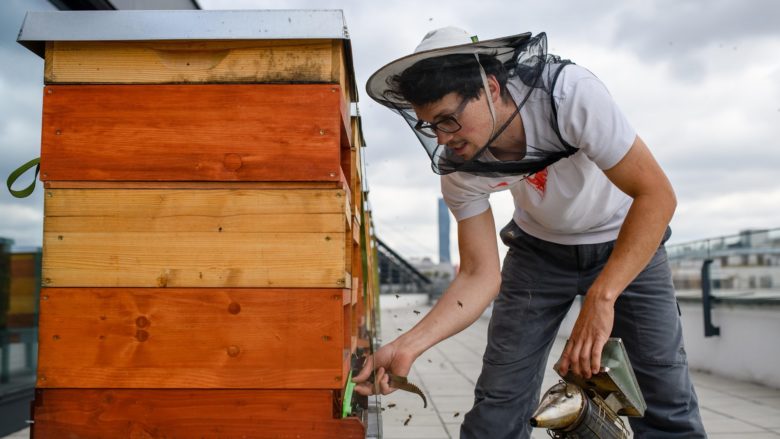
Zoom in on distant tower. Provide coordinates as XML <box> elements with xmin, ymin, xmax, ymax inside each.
<box><xmin>438</xmin><ymin>198</ymin><xmax>450</xmax><ymax>264</ymax></box>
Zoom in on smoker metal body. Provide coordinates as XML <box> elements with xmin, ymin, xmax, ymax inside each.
<box><xmin>530</xmin><ymin>338</ymin><xmax>646</xmax><ymax>438</ymax></box>
<box><xmin>531</xmin><ymin>381</ymin><xmax>630</xmax><ymax>438</ymax></box>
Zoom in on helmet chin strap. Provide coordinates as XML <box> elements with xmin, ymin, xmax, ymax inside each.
<box><xmin>471</xmin><ymin>55</ymin><xmax>521</xmax><ymax>161</ymax></box>
<box><xmin>476</xmin><ymin>54</ymin><xmax>497</xmax><ymax>137</ymax></box>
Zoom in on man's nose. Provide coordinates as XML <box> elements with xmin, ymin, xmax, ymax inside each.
<box><xmin>436</xmin><ymin>130</ymin><xmax>454</xmax><ymax>145</ymax></box>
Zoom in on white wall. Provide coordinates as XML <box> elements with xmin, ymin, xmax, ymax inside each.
<box><xmin>678</xmin><ymin>301</ymin><xmax>780</xmax><ymax>389</ymax></box>
<box><xmin>556</xmin><ymin>299</ymin><xmax>780</xmax><ymax>389</ymax></box>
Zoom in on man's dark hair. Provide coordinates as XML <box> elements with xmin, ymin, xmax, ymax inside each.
<box><xmin>385</xmin><ymin>53</ymin><xmax>509</xmax><ymax>107</ymax></box>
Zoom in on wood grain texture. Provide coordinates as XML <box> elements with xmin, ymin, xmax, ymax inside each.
<box><xmin>41</xmin><ymin>172</ymin><xmax>354</xmax><ymax>206</ymax></box>
<box><xmin>333</xmin><ymin>40</ymin><xmax>349</xmax><ymax>103</ymax></box>
<box><xmin>37</xmin><ymin>288</ymin><xmax>350</xmax><ymax>389</ymax></box>
<box><xmin>40</xmin><ymin>84</ymin><xmax>347</xmax><ymax>182</ymax></box>
<box><xmin>44</xmin><ymin>39</ymin><xmax>354</xmax><ymax>104</ymax></box>
<box><xmin>342</xmin><ymin>304</ymin><xmax>352</xmax><ymax>352</ymax></box>
<box><xmin>43</xmin><ymin>188</ymin><xmax>349</xmax><ymax>288</ymax></box>
<box><xmin>42</xmin><ymin>232</ymin><xmax>346</xmax><ymax>288</ymax></box>
<box><xmin>44</xmin><ymin>188</ymin><xmax>346</xmax><ymax>218</ymax></box>
<box><xmin>349</xmin><ymin>148</ymin><xmax>360</xmax><ymax>215</ymax></box>
<box><xmin>43</xmin><ymin>180</ymin><xmax>347</xmax><ymax>190</ymax></box>
<box><xmin>362</xmin><ymin>209</ymin><xmax>379</xmax><ymax>336</ymax></box>
<box><xmin>32</xmin><ymin>388</ymin><xmax>366</xmax><ymax>438</ymax></box>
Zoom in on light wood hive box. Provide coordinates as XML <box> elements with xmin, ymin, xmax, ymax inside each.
<box><xmin>18</xmin><ymin>10</ymin><xmax>378</xmax><ymax>438</ymax></box>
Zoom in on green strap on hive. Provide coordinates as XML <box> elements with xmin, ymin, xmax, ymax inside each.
<box><xmin>6</xmin><ymin>157</ymin><xmax>40</xmax><ymax>198</ymax></box>
<box><xmin>342</xmin><ymin>370</ymin><xmax>356</xmax><ymax>418</ymax></box>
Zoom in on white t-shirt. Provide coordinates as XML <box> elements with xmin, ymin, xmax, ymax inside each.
<box><xmin>441</xmin><ymin>64</ymin><xmax>636</xmax><ymax>245</ymax></box>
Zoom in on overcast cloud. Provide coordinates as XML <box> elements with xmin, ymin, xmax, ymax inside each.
<box><xmin>2</xmin><ymin>0</ymin><xmax>778</xmax><ymax>264</ymax></box>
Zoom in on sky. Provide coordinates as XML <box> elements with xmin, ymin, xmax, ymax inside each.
<box><xmin>1</xmin><ymin>0</ymin><xmax>779</xmax><ymax>264</ymax></box>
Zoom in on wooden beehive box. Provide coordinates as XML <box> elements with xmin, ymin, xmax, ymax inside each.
<box><xmin>0</xmin><ymin>238</ymin><xmax>11</xmax><ymax>329</ymax></box>
<box><xmin>7</xmin><ymin>250</ymin><xmax>41</xmax><ymax>328</ymax></box>
<box><xmin>18</xmin><ymin>10</ymin><xmax>374</xmax><ymax>438</ymax></box>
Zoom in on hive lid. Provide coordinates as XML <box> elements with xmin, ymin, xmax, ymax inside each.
<box><xmin>17</xmin><ymin>9</ymin><xmax>357</xmax><ymax>99</ymax></box>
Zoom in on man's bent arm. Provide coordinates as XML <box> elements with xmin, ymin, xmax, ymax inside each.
<box><xmin>593</xmin><ymin>136</ymin><xmax>676</xmax><ymax>299</ymax></box>
<box><xmin>353</xmin><ymin>207</ymin><xmax>501</xmax><ymax>395</ymax></box>
<box><xmin>396</xmin><ymin>207</ymin><xmax>502</xmax><ymax>358</ymax></box>
<box><xmin>558</xmin><ymin>135</ymin><xmax>677</xmax><ymax>378</ymax></box>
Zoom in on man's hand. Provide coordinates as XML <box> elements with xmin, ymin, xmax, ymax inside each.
<box><xmin>557</xmin><ymin>292</ymin><xmax>615</xmax><ymax>379</ymax></box>
<box><xmin>352</xmin><ymin>341</ymin><xmax>416</xmax><ymax>396</ymax></box>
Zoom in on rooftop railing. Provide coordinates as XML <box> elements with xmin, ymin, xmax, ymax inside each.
<box><xmin>667</xmin><ymin>228</ymin><xmax>780</xmax><ymax>260</ymax></box>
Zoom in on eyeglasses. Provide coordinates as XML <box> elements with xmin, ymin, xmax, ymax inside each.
<box><xmin>414</xmin><ymin>97</ymin><xmax>470</xmax><ymax>138</ymax></box>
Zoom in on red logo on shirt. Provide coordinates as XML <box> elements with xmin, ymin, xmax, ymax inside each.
<box><xmin>488</xmin><ymin>181</ymin><xmax>509</xmax><ymax>189</ymax></box>
<box><xmin>526</xmin><ymin>168</ymin><xmax>548</xmax><ymax>196</ymax></box>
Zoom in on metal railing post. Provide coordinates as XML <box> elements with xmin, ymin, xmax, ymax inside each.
<box><xmin>701</xmin><ymin>258</ymin><xmax>720</xmax><ymax>337</ymax></box>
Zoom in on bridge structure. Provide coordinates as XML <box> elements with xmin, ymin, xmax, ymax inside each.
<box><xmin>376</xmin><ymin>238</ymin><xmax>432</xmax><ymax>295</ymax></box>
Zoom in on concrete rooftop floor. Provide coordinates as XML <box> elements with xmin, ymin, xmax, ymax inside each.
<box><xmin>378</xmin><ymin>301</ymin><xmax>780</xmax><ymax>439</ymax></box>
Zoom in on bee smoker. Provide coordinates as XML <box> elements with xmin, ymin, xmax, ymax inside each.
<box><xmin>529</xmin><ymin>338</ymin><xmax>646</xmax><ymax>438</ymax></box>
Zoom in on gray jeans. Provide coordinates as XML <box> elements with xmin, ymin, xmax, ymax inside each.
<box><xmin>461</xmin><ymin>220</ymin><xmax>706</xmax><ymax>439</ymax></box>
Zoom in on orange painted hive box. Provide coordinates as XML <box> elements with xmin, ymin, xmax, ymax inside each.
<box><xmin>17</xmin><ymin>9</ymin><xmax>379</xmax><ymax>438</ymax></box>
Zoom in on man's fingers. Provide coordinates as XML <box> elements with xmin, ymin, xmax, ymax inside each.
<box><xmin>376</xmin><ymin>367</ymin><xmax>397</xmax><ymax>395</ymax></box>
<box><xmin>375</xmin><ymin>367</ymin><xmax>386</xmax><ymax>393</ymax></box>
<box><xmin>380</xmin><ymin>375</ymin><xmax>392</xmax><ymax>395</ymax></box>
<box><xmin>354</xmin><ymin>382</ymin><xmax>375</xmax><ymax>396</ymax></box>
<box><xmin>557</xmin><ymin>339</ymin><xmax>572</xmax><ymax>376</ymax></box>
<box><xmin>352</xmin><ymin>355</ymin><xmax>374</xmax><ymax>383</ymax></box>
<box><xmin>561</xmin><ymin>337</ymin><xmax>608</xmax><ymax>379</ymax></box>
<box><xmin>591</xmin><ymin>338</ymin><xmax>605</xmax><ymax>375</ymax></box>
<box><xmin>578</xmin><ymin>339</ymin><xmax>594</xmax><ymax>379</ymax></box>
<box><xmin>569</xmin><ymin>339</ymin><xmax>583</xmax><ymax>377</ymax></box>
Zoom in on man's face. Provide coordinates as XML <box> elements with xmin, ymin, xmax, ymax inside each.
<box><xmin>413</xmin><ymin>91</ymin><xmax>493</xmax><ymax>161</ymax></box>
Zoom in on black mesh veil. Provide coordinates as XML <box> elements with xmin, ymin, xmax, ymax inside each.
<box><xmin>367</xmin><ymin>32</ymin><xmax>578</xmax><ymax>177</ymax></box>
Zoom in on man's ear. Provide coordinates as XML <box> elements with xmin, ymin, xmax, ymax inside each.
<box><xmin>487</xmin><ymin>74</ymin><xmax>502</xmax><ymax>102</ymax></box>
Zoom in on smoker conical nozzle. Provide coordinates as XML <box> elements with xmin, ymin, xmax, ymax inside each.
<box><xmin>529</xmin><ymin>381</ymin><xmax>586</xmax><ymax>429</ymax></box>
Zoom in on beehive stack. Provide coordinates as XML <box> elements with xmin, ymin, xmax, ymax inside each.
<box><xmin>1</xmin><ymin>247</ymin><xmax>40</xmax><ymax>385</ymax></box>
<box><xmin>18</xmin><ymin>10</ymin><xmax>378</xmax><ymax>438</ymax></box>
<box><xmin>0</xmin><ymin>239</ymin><xmax>11</xmax><ymax>330</ymax></box>
<box><xmin>7</xmin><ymin>249</ymin><xmax>41</xmax><ymax>329</ymax></box>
